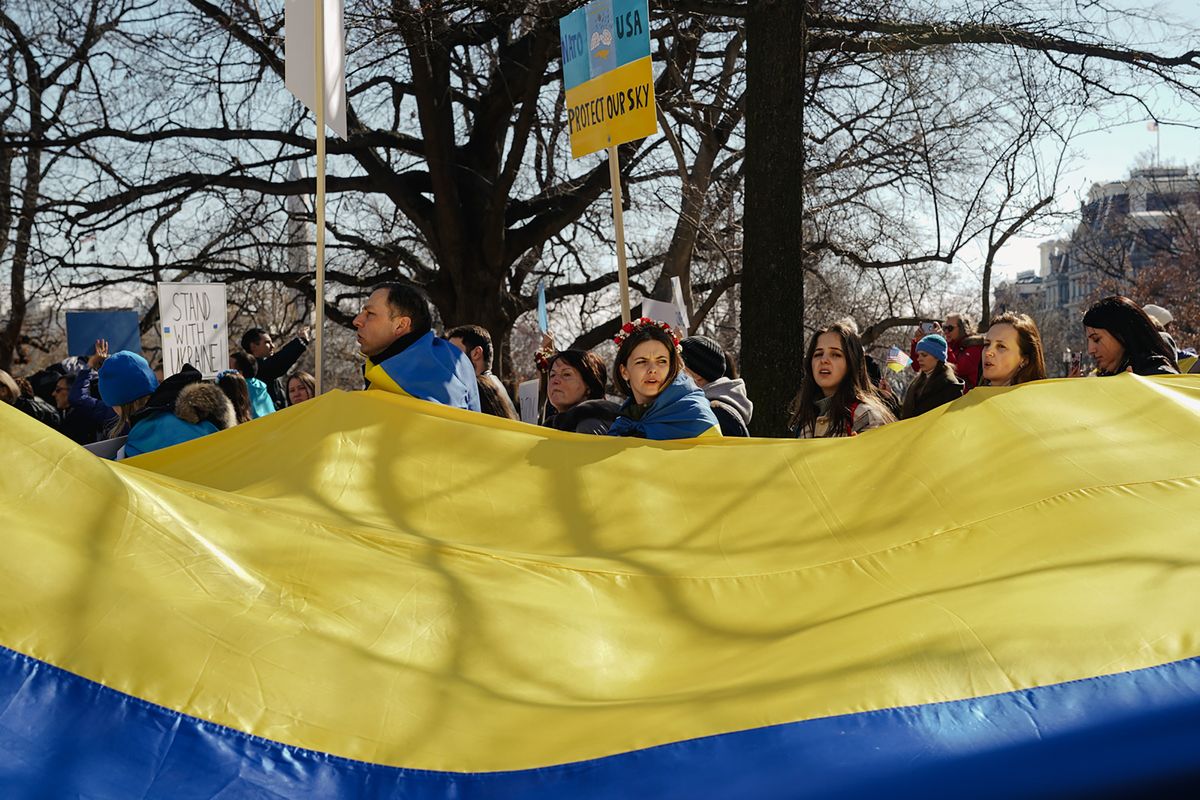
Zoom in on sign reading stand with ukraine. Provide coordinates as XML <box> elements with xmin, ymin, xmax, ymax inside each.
<box><xmin>559</xmin><ymin>0</ymin><xmax>656</xmax><ymax>158</ymax></box>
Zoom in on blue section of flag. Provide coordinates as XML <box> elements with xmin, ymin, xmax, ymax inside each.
<box><xmin>66</xmin><ymin>310</ymin><xmax>142</xmax><ymax>357</ymax></box>
<box><xmin>369</xmin><ymin>330</ymin><xmax>481</xmax><ymax>412</ymax></box>
<box><xmin>537</xmin><ymin>281</ymin><xmax>548</xmax><ymax>333</ymax></box>
<box><xmin>612</xmin><ymin>0</ymin><xmax>650</xmax><ymax>66</ymax></box>
<box><xmin>3</xmin><ymin>643</ymin><xmax>1199</xmax><ymax>798</ymax></box>
<box><xmin>558</xmin><ymin>8</ymin><xmax>590</xmax><ymax>90</ymax></box>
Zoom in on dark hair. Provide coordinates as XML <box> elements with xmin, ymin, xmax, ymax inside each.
<box><xmin>546</xmin><ymin>349</ymin><xmax>608</xmax><ymax>401</ymax></box>
<box><xmin>612</xmin><ymin>324</ymin><xmax>681</xmax><ymax>398</ymax></box>
<box><xmin>900</xmin><ymin>360</ymin><xmax>958</xmax><ymax>419</ymax></box>
<box><xmin>240</xmin><ymin>327</ymin><xmax>268</xmax><ymax>353</ymax></box>
<box><xmin>1082</xmin><ymin>296</ymin><xmax>1175</xmax><ymax>373</ymax></box>
<box><xmin>217</xmin><ymin>371</ymin><xmax>253</xmax><ymax>424</ymax></box>
<box><xmin>373</xmin><ymin>282</ymin><xmax>432</xmax><ymax>336</ymax></box>
<box><xmin>984</xmin><ymin>312</ymin><xmax>1047</xmax><ymax>385</ymax></box>
<box><xmin>477</xmin><ymin>377</ymin><xmax>519</xmax><ymax>420</ymax></box>
<box><xmin>788</xmin><ymin>322</ymin><xmax>893</xmax><ymax>436</ymax></box>
<box><xmin>445</xmin><ymin>324</ymin><xmax>494</xmax><ymax>368</ymax></box>
<box><xmin>231</xmin><ymin>351</ymin><xmax>258</xmax><ymax>379</ymax></box>
<box><xmin>946</xmin><ymin>313</ymin><xmax>975</xmax><ymax>337</ymax></box>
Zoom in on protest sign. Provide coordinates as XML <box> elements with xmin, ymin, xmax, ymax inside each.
<box><xmin>157</xmin><ymin>282</ymin><xmax>228</xmax><ymax>378</ymax></box>
<box><xmin>559</xmin><ymin>0</ymin><xmax>655</xmax><ymax>159</ymax></box>
<box><xmin>641</xmin><ymin>298</ymin><xmax>688</xmax><ymax>338</ymax></box>
<box><xmin>517</xmin><ymin>378</ymin><xmax>541</xmax><ymax>424</ymax></box>
<box><xmin>66</xmin><ymin>310</ymin><xmax>141</xmax><ymax>356</ymax></box>
<box><xmin>560</xmin><ymin>0</ymin><xmax>655</xmax><ymax>324</ymax></box>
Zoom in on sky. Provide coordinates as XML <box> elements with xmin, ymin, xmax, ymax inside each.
<box><xmin>984</xmin><ymin>0</ymin><xmax>1200</xmax><ymax>283</ymax></box>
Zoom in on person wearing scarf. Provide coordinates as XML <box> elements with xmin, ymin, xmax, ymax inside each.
<box><xmin>606</xmin><ymin>318</ymin><xmax>720</xmax><ymax>441</ymax></box>
<box><xmin>356</xmin><ymin>283</ymin><xmax>480</xmax><ymax>411</ymax></box>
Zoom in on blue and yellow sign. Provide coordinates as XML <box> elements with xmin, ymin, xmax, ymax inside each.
<box><xmin>560</xmin><ymin>0</ymin><xmax>656</xmax><ymax>158</ymax></box>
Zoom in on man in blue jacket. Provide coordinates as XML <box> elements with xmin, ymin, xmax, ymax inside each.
<box><xmin>355</xmin><ymin>283</ymin><xmax>480</xmax><ymax>412</ymax></box>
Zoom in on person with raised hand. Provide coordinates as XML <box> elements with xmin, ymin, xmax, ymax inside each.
<box><xmin>789</xmin><ymin>322</ymin><xmax>895</xmax><ymax>438</ymax></box>
<box><xmin>606</xmin><ymin>318</ymin><xmax>720</xmax><ymax>440</ymax></box>
<box><xmin>980</xmin><ymin>313</ymin><xmax>1048</xmax><ymax>387</ymax></box>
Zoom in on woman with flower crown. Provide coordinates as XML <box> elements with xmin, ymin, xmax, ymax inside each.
<box><xmin>788</xmin><ymin>321</ymin><xmax>895</xmax><ymax>438</ymax></box>
<box><xmin>606</xmin><ymin>318</ymin><xmax>721</xmax><ymax>440</ymax></box>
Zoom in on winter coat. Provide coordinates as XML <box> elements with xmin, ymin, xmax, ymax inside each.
<box><xmin>247</xmin><ymin>377</ymin><xmax>277</xmax><ymax>418</ymax></box>
<box><xmin>545</xmin><ymin>399</ymin><xmax>621</xmax><ymax>435</ymax></box>
<box><xmin>256</xmin><ymin>336</ymin><xmax>308</xmax><ymax>409</ymax></box>
<box><xmin>364</xmin><ymin>330</ymin><xmax>481</xmax><ymax>412</ymax></box>
<box><xmin>122</xmin><ymin>367</ymin><xmax>235</xmax><ymax>459</ymax></box>
<box><xmin>900</xmin><ymin>367</ymin><xmax>965</xmax><ymax>420</ymax></box>
<box><xmin>607</xmin><ymin>372</ymin><xmax>721</xmax><ymax>441</ymax></box>
<box><xmin>701</xmin><ymin>377</ymin><xmax>753</xmax><ymax>437</ymax></box>
<box><xmin>911</xmin><ymin>335</ymin><xmax>984</xmax><ymax>390</ymax></box>
<box><xmin>794</xmin><ymin>396</ymin><xmax>891</xmax><ymax>439</ymax></box>
<box><xmin>1102</xmin><ymin>351</ymin><xmax>1179</xmax><ymax>377</ymax></box>
<box><xmin>14</xmin><ymin>394</ymin><xmax>60</xmax><ymax>430</ymax></box>
<box><xmin>61</xmin><ymin>368</ymin><xmax>117</xmax><ymax>445</ymax></box>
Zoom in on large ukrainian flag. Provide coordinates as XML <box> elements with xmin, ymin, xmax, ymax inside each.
<box><xmin>2</xmin><ymin>375</ymin><xmax>1199</xmax><ymax>798</ymax></box>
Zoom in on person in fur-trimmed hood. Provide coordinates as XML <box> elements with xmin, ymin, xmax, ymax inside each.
<box><xmin>680</xmin><ymin>335</ymin><xmax>753</xmax><ymax>437</ymax></box>
<box><xmin>99</xmin><ymin>352</ymin><xmax>235</xmax><ymax>459</ymax></box>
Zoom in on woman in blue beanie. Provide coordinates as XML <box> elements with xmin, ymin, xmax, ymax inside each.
<box><xmin>98</xmin><ymin>351</ymin><xmax>235</xmax><ymax>459</ymax></box>
<box><xmin>899</xmin><ymin>334</ymin><xmax>964</xmax><ymax>420</ymax></box>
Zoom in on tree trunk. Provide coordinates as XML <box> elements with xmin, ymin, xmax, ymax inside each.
<box><xmin>741</xmin><ymin>0</ymin><xmax>806</xmax><ymax>436</ymax></box>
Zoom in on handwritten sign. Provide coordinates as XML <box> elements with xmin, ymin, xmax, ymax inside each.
<box><xmin>559</xmin><ymin>0</ymin><xmax>655</xmax><ymax>158</ymax></box>
<box><xmin>157</xmin><ymin>282</ymin><xmax>229</xmax><ymax>378</ymax></box>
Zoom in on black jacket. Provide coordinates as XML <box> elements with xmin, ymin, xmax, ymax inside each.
<box><xmin>901</xmin><ymin>370</ymin><xmax>965</xmax><ymax>419</ymax></box>
<box><xmin>256</xmin><ymin>337</ymin><xmax>308</xmax><ymax>408</ymax></box>
<box><xmin>545</xmin><ymin>399</ymin><xmax>621</xmax><ymax>435</ymax></box>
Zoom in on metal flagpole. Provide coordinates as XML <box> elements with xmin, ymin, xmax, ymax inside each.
<box><xmin>607</xmin><ymin>145</ymin><xmax>631</xmax><ymax>324</ymax></box>
<box><xmin>313</xmin><ymin>0</ymin><xmax>327</xmax><ymax>394</ymax></box>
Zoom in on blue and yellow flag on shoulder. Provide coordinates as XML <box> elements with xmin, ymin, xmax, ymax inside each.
<box><xmin>364</xmin><ymin>328</ymin><xmax>480</xmax><ymax>411</ymax></box>
<box><xmin>3</xmin><ymin>375</ymin><xmax>1200</xmax><ymax>797</ymax></box>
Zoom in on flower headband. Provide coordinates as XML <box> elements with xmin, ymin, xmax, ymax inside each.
<box><xmin>613</xmin><ymin>317</ymin><xmax>682</xmax><ymax>353</ymax></box>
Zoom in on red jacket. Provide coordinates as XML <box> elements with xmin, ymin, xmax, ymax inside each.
<box><xmin>910</xmin><ymin>336</ymin><xmax>984</xmax><ymax>391</ymax></box>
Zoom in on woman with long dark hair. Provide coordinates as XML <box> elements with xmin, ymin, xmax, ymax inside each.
<box><xmin>900</xmin><ymin>334</ymin><xmax>964</xmax><ymax>420</ymax></box>
<box><xmin>789</xmin><ymin>322</ymin><xmax>895</xmax><ymax>437</ymax></box>
<box><xmin>1082</xmin><ymin>296</ymin><xmax>1179</xmax><ymax>376</ymax></box>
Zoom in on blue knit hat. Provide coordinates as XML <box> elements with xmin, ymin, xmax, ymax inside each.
<box><xmin>916</xmin><ymin>334</ymin><xmax>948</xmax><ymax>363</ymax></box>
<box><xmin>98</xmin><ymin>351</ymin><xmax>158</xmax><ymax>406</ymax></box>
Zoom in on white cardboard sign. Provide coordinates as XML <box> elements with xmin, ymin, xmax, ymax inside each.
<box><xmin>157</xmin><ymin>282</ymin><xmax>229</xmax><ymax>378</ymax></box>
<box><xmin>517</xmin><ymin>378</ymin><xmax>541</xmax><ymax>424</ymax></box>
<box><xmin>641</xmin><ymin>297</ymin><xmax>688</xmax><ymax>337</ymax></box>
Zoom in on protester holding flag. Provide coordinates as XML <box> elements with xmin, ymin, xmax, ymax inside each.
<box><xmin>789</xmin><ymin>322</ymin><xmax>894</xmax><ymax>438</ymax></box>
<box><xmin>680</xmin><ymin>335</ymin><xmax>753</xmax><ymax>437</ymax></box>
<box><xmin>900</xmin><ymin>334</ymin><xmax>965</xmax><ymax>419</ymax></box>
<box><xmin>98</xmin><ymin>352</ymin><xmax>235</xmax><ymax>459</ymax></box>
<box><xmin>536</xmin><ymin>342</ymin><xmax>620</xmax><ymax>435</ymax></box>
<box><xmin>980</xmin><ymin>313</ymin><xmax>1048</xmax><ymax>387</ymax></box>
<box><xmin>356</xmin><ymin>283</ymin><xmax>480</xmax><ymax>412</ymax></box>
<box><xmin>1084</xmin><ymin>296</ymin><xmax>1179</xmax><ymax>376</ymax></box>
<box><xmin>607</xmin><ymin>318</ymin><xmax>720</xmax><ymax>440</ymax></box>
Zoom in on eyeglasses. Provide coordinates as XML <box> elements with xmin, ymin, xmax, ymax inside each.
<box><xmin>943</xmin><ymin>324</ymin><xmax>956</xmax><ymax>331</ymax></box>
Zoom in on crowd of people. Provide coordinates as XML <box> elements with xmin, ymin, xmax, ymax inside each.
<box><xmin>2</xmin><ymin>285</ymin><xmax>1195</xmax><ymax>457</ymax></box>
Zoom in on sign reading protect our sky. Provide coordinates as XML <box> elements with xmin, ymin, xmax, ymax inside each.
<box><xmin>559</xmin><ymin>0</ymin><xmax>656</xmax><ymax>159</ymax></box>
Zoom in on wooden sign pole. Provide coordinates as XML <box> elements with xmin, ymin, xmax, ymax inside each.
<box><xmin>312</xmin><ymin>0</ymin><xmax>327</xmax><ymax>394</ymax></box>
<box><xmin>607</xmin><ymin>145</ymin><xmax>632</xmax><ymax>324</ymax></box>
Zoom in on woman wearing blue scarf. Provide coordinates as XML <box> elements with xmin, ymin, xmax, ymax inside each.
<box><xmin>607</xmin><ymin>318</ymin><xmax>721</xmax><ymax>440</ymax></box>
